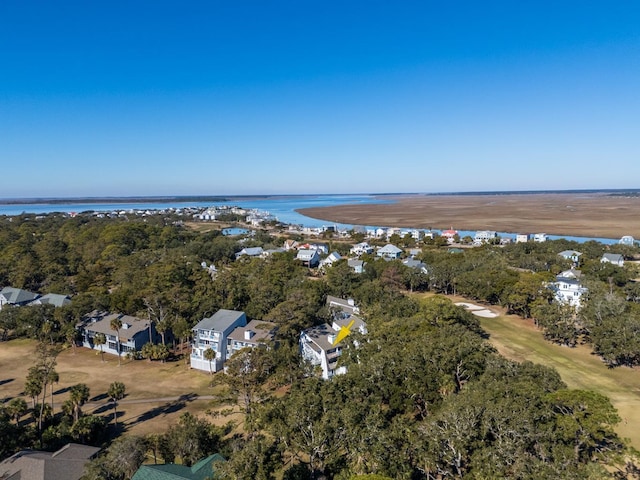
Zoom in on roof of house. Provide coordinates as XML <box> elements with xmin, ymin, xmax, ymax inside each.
<box><xmin>79</xmin><ymin>311</ymin><xmax>151</xmax><ymax>341</ymax></box>
<box><xmin>227</xmin><ymin>320</ymin><xmax>277</xmax><ymax>345</ymax></box>
<box><xmin>36</xmin><ymin>293</ymin><xmax>71</xmax><ymax>307</ymax></box>
<box><xmin>558</xmin><ymin>250</ymin><xmax>582</xmax><ymax>258</ymax></box>
<box><xmin>0</xmin><ymin>287</ymin><xmax>40</xmax><ymax>305</ymax></box>
<box><xmin>193</xmin><ymin>309</ymin><xmax>246</xmax><ymax>332</ymax></box>
<box><xmin>0</xmin><ymin>443</ymin><xmax>100</xmax><ymax>480</ymax></box>
<box><xmin>235</xmin><ymin>247</ymin><xmax>264</xmax><ymax>258</ymax></box>
<box><xmin>333</xmin><ymin>314</ymin><xmax>367</xmax><ymax>333</ymax></box>
<box><xmin>402</xmin><ymin>258</ymin><xmax>427</xmax><ymax>270</ymax></box>
<box><xmin>602</xmin><ymin>253</ymin><xmax>624</xmax><ymax>262</ymax></box>
<box><xmin>302</xmin><ymin>323</ymin><xmax>337</xmax><ymax>352</ymax></box>
<box><xmin>557</xmin><ymin>269</ymin><xmax>582</xmax><ymax>279</ymax></box>
<box><xmin>131</xmin><ymin>453</ymin><xmax>225</xmax><ymax>480</ymax></box>
<box><xmin>296</xmin><ymin>249</ymin><xmax>319</xmax><ymax>259</ymax></box>
<box><xmin>326</xmin><ymin>296</ymin><xmax>358</xmax><ymax>315</ymax></box>
<box><xmin>378</xmin><ymin>244</ymin><xmax>402</xmax><ymax>254</ymax></box>
<box><xmin>347</xmin><ymin>259</ymin><xmax>364</xmax><ymax>267</ymax></box>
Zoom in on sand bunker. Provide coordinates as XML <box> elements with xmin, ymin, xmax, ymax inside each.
<box><xmin>455</xmin><ymin>302</ymin><xmax>499</xmax><ymax>318</ymax></box>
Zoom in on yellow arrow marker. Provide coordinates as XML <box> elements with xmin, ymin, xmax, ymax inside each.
<box><xmin>332</xmin><ymin>319</ymin><xmax>355</xmax><ymax>346</ymax></box>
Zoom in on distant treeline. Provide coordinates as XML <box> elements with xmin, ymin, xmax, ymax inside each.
<box><xmin>0</xmin><ymin>196</ymin><xmax>230</xmax><ymax>205</ymax></box>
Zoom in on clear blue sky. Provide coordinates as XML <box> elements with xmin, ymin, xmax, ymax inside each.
<box><xmin>1</xmin><ymin>1</ymin><xmax>639</xmax><ymax>198</ymax></box>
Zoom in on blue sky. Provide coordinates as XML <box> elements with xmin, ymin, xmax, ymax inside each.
<box><xmin>1</xmin><ymin>1</ymin><xmax>639</xmax><ymax>198</ymax></box>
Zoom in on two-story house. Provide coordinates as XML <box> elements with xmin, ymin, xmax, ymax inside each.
<box><xmin>296</xmin><ymin>249</ymin><xmax>320</xmax><ymax>267</ymax></box>
<box><xmin>300</xmin><ymin>297</ymin><xmax>367</xmax><ymax>379</ymax></box>
<box><xmin>549</xmin><ymin>270</ymin><xmax>588</xmax><ymax>309</ymax></box>
<box><xmin>377</xmin><ymin>244</ymin><xmax>402</xmax><ymax>259</ymax></box>
<box><xmin>191</xmin><ymin>309</ymin><xmax>247</xmax><ymax>373</ymax></box>
<box><xmin>78</xmin><ymin>311</ymin><xmax>156</xmax><ymax>357</ymax></box>
<box><xmin>226</xmin><ymin>319</ymin><xmax>277</xmax><ymax>360</ymax></box>
<box><xmin>350</xmin><ymin>242</ymin><xmax>374</xmax><ymax>256</ymax></box>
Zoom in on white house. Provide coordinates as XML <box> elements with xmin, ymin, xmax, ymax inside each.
<box><xmin>549</xmin><ymin>272</ymin><xmax>588</xmax><ymax>309</ymax></box>
<box><xmin>619</xmin><ymin>235</ymin><xmax>635</xmax><ymax>246</ymax></box>
<box><xmin>350</xmin><ymin>242</ymin><xmax>374</xmax><ymax>256</ymax></box>
<box><xmin>300</xmin><ymin>298</ymin><xmax>367</xmax><ymax>380</ymax></box>
<box><xmin>191</xmin><ymin>310</ymin><xmax>247</xmax><ymax>373</ymax></box>
<box><xmin>601</xmin><ymin>253</ymin><xmax>624</xmax><ymax>267</ymax></box>
<box><xmin>0</xmin><ymin>287</ymin><xmax>40</xmax><ymax>310</ymax></box>
<box><xmin>300</xmin><ymin>324</ymin><xmax>344</xmax><ymax>379</ymax></box>
<box><xmin>377</xmin><ymin>244</ymin><xmax>403</xmax><ymax>259</ymax></box>
<box><xmin>558</xmin><ymin>250</ymin><xmax>583</xmax><ymax>265</ymax></box>
<box><xmin>347</xmin><ymin>258</ymin><xmax>365</xmax><ymax>274</ymax></box>
<box><xmin>319</xmin><ymin>252</ymin><xmax>342</xmax><ymax>270</ymax></box>
<box><xmin>474</xmin><ymin>231</ymin><xmax>497</xmax><ymax>244</ymax></box>
<box><xmin>533</xmin><ymin>233</ymin><xmax>548</xmax><ymax>242</ymax></box>
<box><xmin>515</xmin><ymin>233</ymin><xmax>532</xmax><ymax>243</ymax></box>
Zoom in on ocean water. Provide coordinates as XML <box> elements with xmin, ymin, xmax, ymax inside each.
<box><xmin>0</xmin><ymin>195</ymin><xmax>390</xmax><ymax>228</ymax></box>
<box><xmin>0</xmin><ymin>195</ymin><xmax>619</xmax><ymax>244</ymax></box>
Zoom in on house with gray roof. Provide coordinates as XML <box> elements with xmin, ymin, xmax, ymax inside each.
<box><xmin>300</xmin><ymin>323</ymin><xmax>344</xmax><ymax>380</ymax></box>
<box><xmin>326</xmin><ymin>295</ymin><xmax>360</xmax><ymax>316</ymax></box>
<box><xmin>191</xmin><ymin>309</ymin><xmax>247</xmax><ymax>373</ymax></box>
<box><xmin>558</xmin><ymin>250</ymin><xmax>583</xmax><ymax>266</ymax></box>
<box><xmin>234</xmin><ymin>247</ymin><xmax>264</xmax><ymax>260</ymax></box>
<box><xmin>402</xmin><ymin>257</ymin><xmax>429</xmax><ymax>274</ymax></box>
<box><xmin>30</xmin><ymin>293</ymin><xmax>72</xmax><ymax>308</ymax></box>
<box><xmin>319</xmin><ymin>252</ymin><xmax>342</xmax><ymax>270</ymax></box>
<box><xmin>601</xmin><ymin>253</ymin><xmax>624</xmax><ymax>267</ymax></box>
<box><xmin>78</xmin><ymin>311</ymin><xmax>157</xmax><ymax>357</ymax></box>
<box><xmin>347</xmin><ymin>258</ymin><xmax>365</xmax><ymax>274</ymax></box>
<box><xmin>377</xmin><ymin>244</ymin><xmax>402</xmax><ymax>259</ymax></box>
<box><xmin>301</xmin><ymin>297</ymin><xmax>367</xmax><ymax>379</ymax></box>
<box><xmin>0</xmin><ymin>287</ymin><xmax>40</xmax><ymax>310</ymax></box>
<box><xmin>0</xmin><ymin>443</ymin><xmax>100</xmax><ymax>480</ymax></box>
<box><xmin>226</xmin><ymin>320</ymin><xmax>277</xmax><ymax>360</ymax></box>
<box><xmin>296</xmin><ymin>249</ymin><xmax>320</xmax><ymax>267</ymax></box>
<box><xmin>548</xmin><ymin>271</ymin><xmax>588</xmax><ymax>309</ymax></box>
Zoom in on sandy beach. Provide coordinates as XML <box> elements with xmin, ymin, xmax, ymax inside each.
<box><xmin>297</xmin><ymin>193</ymin><xmax>640</xmax><ymax>239</ymax></box>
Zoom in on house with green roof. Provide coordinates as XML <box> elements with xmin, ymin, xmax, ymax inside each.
<box><xmin>131</xmin><ymin>453</ymin><xmax>225</xmax><ymax>480</ymax></box>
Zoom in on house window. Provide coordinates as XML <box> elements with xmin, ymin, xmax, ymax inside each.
<box><xmin>108</xmin><ymin>342</ymin><xmax>117</xmax><ymax>350</ymax></box>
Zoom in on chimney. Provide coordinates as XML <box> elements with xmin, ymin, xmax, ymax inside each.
<box><xmin>244</xmin><ymin>330</ymin><xmax>254</xmax><ymax>340</ymax></box>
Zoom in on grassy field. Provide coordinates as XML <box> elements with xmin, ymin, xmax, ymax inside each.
<box><xmin>0</xmin><ymin>340</ymin><xmax>233</xmax><ymax>437</ymax></box>
<box><xmin>423</xmin><ymin>294</ymin><xmax>640</xmax><ymax>450</ymax></box>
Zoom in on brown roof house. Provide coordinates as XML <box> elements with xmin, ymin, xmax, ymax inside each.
<box><xmin>0</xmin><ymin>443</ymin><xmax>100</xmax><ymax>480</ymax></box>
<box><xmin>226</xmin><ymin>319</ymin><xmax>277</xmax><ymax>360</ymax></box>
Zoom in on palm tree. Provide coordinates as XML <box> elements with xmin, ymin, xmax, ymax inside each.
<box><xmin>94</xmin><ymin>332</ymin><xmax>107</xmax><ymax>362</ymax></box>
<box><xmin>6</xmin><ymin>398</ymin><xmax>27</xmax><ymax>425</ymax></box>
<box><xmin>24</xmin><ymin>369</ymin><xmax>43</xmax><ymax>410</ymax></box>
<box><xmin>69</xmin><ymin>383</ymin><xmax>90</xmax><ymax>423</ymax></box>
<box><xmin>47</xmin><ymin>370</ymin><xmax>59</xmax><ymax>412</ymax></box>
<box><xmin>203</xmin><ymin>347</ymin><xmax>216</xmax><ymax>375</ymax></box>
<box><xmin>110</xmin><ymin>317</ymin><xmax>123</xmax><ymax>366</ymax></box>
<box><xmin>108</xmin><ymin>381</ymin><xmax>126</xmax><ymax>427</ymax></box>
